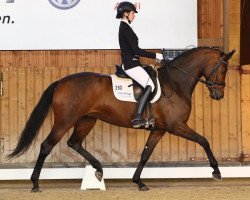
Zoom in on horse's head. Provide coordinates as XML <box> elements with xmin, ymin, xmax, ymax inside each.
<box><xmin>202</xmin><ymin>49</ymin><xmax>236</xmax><ymax>100</ymax></box>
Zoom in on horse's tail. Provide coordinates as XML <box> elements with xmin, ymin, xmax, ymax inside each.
<box><xmin>7</xmin><ymin>81</ymin><xmax>58</xmax><ymax>159</ymax></box>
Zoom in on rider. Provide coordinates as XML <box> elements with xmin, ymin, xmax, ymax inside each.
<box><xmin>116</xmin><ymin>1</ymin><xmax>164</xmax><ymax>128</ymax></box>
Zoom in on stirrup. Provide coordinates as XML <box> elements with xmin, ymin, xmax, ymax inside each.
<box><xmin>145</xmin><ymin>118</ymin><xmax>155</xmax><ymax>129</ymax></box>
<box><xmin>131</xmin><ymin>118</ymin><xmax>147</xmax><ymax>128</ymax></box>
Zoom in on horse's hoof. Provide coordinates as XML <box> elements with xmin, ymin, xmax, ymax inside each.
<box><xmin>212</xmin><ymin>172</ymin><xmax>222</xmax><ymax>181</ymax></box>
<box><xmin>31</xmin><ymin>187</ymin><xmax>41</xmax><ymax>193</ymax></box>
<box><xmin>95</xmin><ymin>171</ymin><xmax>103</xmax><ymax>182</ymax></box>
<box><xmin>138</xmin><ymin>186</ymin><xmax>149</xmax><ymax>191</ymax></box>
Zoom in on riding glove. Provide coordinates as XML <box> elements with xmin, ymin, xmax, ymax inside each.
<box><xmin>156</xmin><ymin>53</ymin><xmax>164</xmax><ymax>62</ymax></box>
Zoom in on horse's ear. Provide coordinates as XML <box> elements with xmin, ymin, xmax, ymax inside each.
<box><xmin>224</xmin><ymin>50</ymin><xmax>236</xmax><ymax>60</ymax></box>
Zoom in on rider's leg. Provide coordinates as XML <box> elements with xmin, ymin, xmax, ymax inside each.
<box><xmin>125</xmin><ymin>66</ymin><xmax>155</xmax><ymax>91</ymax></box>
<box><xmin>125</xmin><ymin>66</ymin><xmax>155</xmax><ymax>128</ymax></box>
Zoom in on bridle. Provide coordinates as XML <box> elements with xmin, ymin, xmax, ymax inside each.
<box><xmin>162</xmin><ymin>56</ymin><xmax>228</xmax><ymax>98</ymax></box>
<box><xmin>172</xmin><ymin>59</ymin><xmax>227</xmax><ymax>88</ymax></box>
<box><xmin>203</xmin><ymin>59</ymin><xmax>227</xmax><ymax>88</ymax></box>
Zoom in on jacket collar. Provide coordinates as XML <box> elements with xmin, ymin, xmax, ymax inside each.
<box><xmin>121</xmin><ymin>18</ymin><xmax>131</xmax><ymax>26</ymax></box>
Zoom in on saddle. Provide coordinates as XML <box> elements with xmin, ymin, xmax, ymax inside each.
<box><xmin>115</xmin><ymin>64</ymin><xmax>158</xmax><ymax>102</ymax></box>
<box><xmin>114</xmin><ymin>64</ymin><xmax>159</xmax><ymax>129</ymax></box>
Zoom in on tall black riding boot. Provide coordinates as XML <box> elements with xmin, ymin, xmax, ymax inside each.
<box><xmin>131</xmin><ymin>85</ymin><xmax>152</xmax><ymax>128</ymax></box>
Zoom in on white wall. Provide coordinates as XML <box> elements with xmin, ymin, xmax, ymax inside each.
<box><xmin>0</xmin><ymin>0</ymin><xmax>197</xmax><ymax>50</ymax></box>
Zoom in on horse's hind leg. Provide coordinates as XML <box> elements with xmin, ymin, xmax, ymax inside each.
<box><xmin>30</xmin><ymin>123</ymin><xmax>72</xmax><ymax>192</ymax></box>
<box><xmin>67</xmin><ymin>117</ymin><xmax>103</xmax><ymax>181</ymax></box>
<box><xmin>171</xmin><ymin>123</ymin><xmax>221</xmax><ymax>180</ymax></box>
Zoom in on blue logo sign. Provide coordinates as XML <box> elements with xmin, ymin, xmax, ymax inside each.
<box><xmin>49</xmin><ymin>0</ymin><xmax>81</xmax><ymax>10</ymax></box>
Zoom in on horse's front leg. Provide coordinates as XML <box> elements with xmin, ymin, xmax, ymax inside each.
<box><xmin>171</xmin><ymin>123</ymin><xmax>221</xmax><ymax>180</ymax></box>
<box><xmin>133</xmin><ymin>130</ymin><xmax>165</xmax><ymax>191</ymax></box>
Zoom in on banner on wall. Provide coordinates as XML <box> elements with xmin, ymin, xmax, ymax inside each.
<box><xmin>0</xmin><ymin>0</ymin><xmax>197</xmax><ymax>50</ymax></box>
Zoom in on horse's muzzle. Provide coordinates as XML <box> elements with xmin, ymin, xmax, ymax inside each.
<box><xmin>210</xmin><ymin>89</ymin><xmax>224</xmax><ymax>100</ymax></box>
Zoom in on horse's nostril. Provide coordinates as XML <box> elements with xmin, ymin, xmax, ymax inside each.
<box><xmin>210</xmin><ymin>91</ymin><xmax>224</xmax><ymax>100</ymax></box>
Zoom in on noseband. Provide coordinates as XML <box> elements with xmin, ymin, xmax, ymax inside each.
<box><xmin>204</xmin><ymin>60</ymin><xmax>227</xmax><ymax>88</ymax></box>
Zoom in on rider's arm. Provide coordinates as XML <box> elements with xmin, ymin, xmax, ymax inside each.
<box><xmin>123</xmin><ymin>28</ymin><xmax>156</xmax><ymax>59</ymax></box>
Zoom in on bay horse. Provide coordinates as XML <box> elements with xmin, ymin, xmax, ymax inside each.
<box><xmin>8</xmin><ymin>47</ymin><xmax>235</xmax><ymax>192</ymax></box>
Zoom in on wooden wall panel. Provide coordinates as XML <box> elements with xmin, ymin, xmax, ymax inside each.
<box><xmin>229</xmin><ymin>0</ymin><xmax>241</xmax><ymax>65</ymax></box>
<box><xmin>0</xmin><ymin>67</ymin><xmax>2</xmax><ymax>163</ymax></box>
<box><xmin>0</xmin><ymin>62</ymin><xmax>242</xmax><ymax>165</ymax></box>
<box><xmin>241</xmin><ymin>65</ymin><xmax>250</xmax><ymax>160</ymax></box>
<box><xmin>1</xmin><ymin>67</ymin><xmax>10</xmax><ymax>163</ymax></box>
<box><xmin>198</xmin><ymin>0</ymin><xmax>223</xmax><ymax>38</ymax></box>
<box><xmin>198</xmin><ymin>0</ymin><xmax>224</xmax><ymax>47</ymax></box>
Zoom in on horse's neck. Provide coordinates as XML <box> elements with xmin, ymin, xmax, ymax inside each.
<box><xmin>162</xmin><ymin>56</ymin><xmax>205</xmax><ymax>99</ymax></box>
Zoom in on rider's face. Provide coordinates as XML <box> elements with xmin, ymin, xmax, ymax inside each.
<box><xmin>124</xmin><ymin>11</ymin><xmax>135</xmax><ymax>22</ymax></box>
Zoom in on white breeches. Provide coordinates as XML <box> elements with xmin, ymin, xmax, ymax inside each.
<box><xmin>125</xmin><ymin>66</ymin><xmax>155</xmax><ymax>91</ymax></box>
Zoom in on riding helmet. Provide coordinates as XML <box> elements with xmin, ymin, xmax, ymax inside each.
<box><xmin>116</xmin><ymin>1</ymin><xmax>138</xmax><ymax>19</ymax></box>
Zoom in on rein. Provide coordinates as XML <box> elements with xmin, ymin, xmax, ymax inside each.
<box><xmin>161</xmin><ymin>58</ymin><xmax>228</xmax><ymax>98</ymax></box>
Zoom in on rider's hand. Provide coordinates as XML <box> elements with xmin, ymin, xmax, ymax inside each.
<box><xmin>156</xmin><ymin>53</ymin><xmax>164</xmax><ymax>63</ymax></box>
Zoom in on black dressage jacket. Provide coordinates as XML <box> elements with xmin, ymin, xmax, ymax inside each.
<box><xmin>118</xmin><ymin>21</ymin><xmax>156</xmax><ymax>70</ymax></box>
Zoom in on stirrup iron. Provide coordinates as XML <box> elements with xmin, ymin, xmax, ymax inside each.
<box><xmin>145</xmin><ymin>118</ymin><xmax>155</xmax><ymax>129</ymax></box>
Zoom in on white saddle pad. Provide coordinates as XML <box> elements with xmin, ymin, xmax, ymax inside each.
<box><xmin>110</xmin><ymin>75</ymin><xmax>161</xmax><ymax>103</ymax></box>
